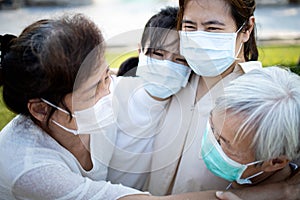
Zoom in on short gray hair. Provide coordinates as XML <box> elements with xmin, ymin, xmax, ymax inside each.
<box><xmin>214</xmin><ymin>66</ymin><xmax>300</xmax><ymax>161</ymax></box>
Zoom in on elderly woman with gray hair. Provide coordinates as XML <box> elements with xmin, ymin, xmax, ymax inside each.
<box><xmin>202</xmin><ymin>66</ymin><xmax>300</xmax><ymax>196</ymax></box>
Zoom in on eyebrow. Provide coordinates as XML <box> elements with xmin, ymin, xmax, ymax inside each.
<box><xmin>181</xmin><ymin>20</ymin><xmax>197</xmax><ymax>26</ymax></box>
<box><xmin>202</xmin><ymin>20</ymin><xmax>226</xmax><ymax>26</ymax></box>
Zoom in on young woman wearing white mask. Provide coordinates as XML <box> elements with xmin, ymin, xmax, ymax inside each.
<box><xmin>107</xmin><ymin>6</ymin><xmax>192</xmax><ymax>190</ymax></box>
<box><xmin>146</xmin><ymin>0</ymin><xmax>262</xmax><ymax>195</ymax></box>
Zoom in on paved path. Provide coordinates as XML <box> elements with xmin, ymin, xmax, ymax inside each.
<box><xmin>0</xmin><ymin>0</ymin><xmax>299</xmax><ymax>47</ymax></box>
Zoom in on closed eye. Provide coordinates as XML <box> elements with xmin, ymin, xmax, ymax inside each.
<box><xmin>175</xmin><ymin>57</ymin><xmax>188</xmax><ymax>65</ymax></box>
<box><xmin>207</xmin><ymin>26</ymin><xmax>222</xmax><ymax>31</ymax></box>
<box><xmin>182</xmin><ymin>24</ymin><xmax>196</xmax><ymax>31</ymax></box>
<box><xmin>150</xmin><ymin>50</ymin><xmax>165</xmax><ymax>60</ymax></box>
<box><xmin>202</xmin><ymin>20</ymin><xmax>226</xmax><ymax>32</ymax></box>
<box><xmin>182</xmin><ymin>20</ymin><xmax>197</xmax><ymax>31</ymax></box>
<box><xmin>152</xmin><ymin>51</ymin><xmax>164</xmax><ymax>57</ymax></box>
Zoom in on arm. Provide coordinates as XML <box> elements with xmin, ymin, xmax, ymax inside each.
<box><xmin>215</xmin><ymin>164</ymin><xmax>300</xmax><ymax>200</ymax></box>
<box><xmin>120</xmin><ymin>191</ymin><xmax>220</xmax><ymax>200</ymax></box>
<box><xmin>13</xmin><ymin>163</ymin><xmax>238</xmax><ymax>200</ymax></box>
<box><xmin>108</xmin><ymin>78</ymin><xmax>169</xmax><ymax>189</ymax></box>
<box><xmin>227</xmin><ymin>176</ymin><xmax>300</xmax><ymax>200</ymax></box>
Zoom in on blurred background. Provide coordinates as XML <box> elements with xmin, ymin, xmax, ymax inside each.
<box><xmin>0</xmin><ymin>0</ymin><xmax>300</xmax><ymax>129</ymax></box>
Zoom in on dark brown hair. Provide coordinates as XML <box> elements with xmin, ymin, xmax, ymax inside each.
<box><xmin>141</xmin><ymin>6</ymin><xmax>179</xmax><ymax>54</ymax></box>
<box><xmin>0</xmin><ymin>14</ymin><xmax>105</xmax><ymax>122</ymax></box>
<box><xmin>177</xmin><ymin>0</ymin><xmax>258</xmax><ymax>61</ymax></box>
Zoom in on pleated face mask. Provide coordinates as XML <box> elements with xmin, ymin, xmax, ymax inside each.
<box><xmin>136</xmin><ymin>53</ymin><xmax>191</xmax><ymax>99</ymax></box>
<box><xmin>42</xmin><ymin>92</ymin><xmax>115</xmax><ymax>135</ymax></box>
<box><xmin>201</xmin><ymin>122</ymin><xmax>263</xmax><ymax>184</ymax></box>
<box><xmin>179</xmin><ymin>24</ymin><xmax>244</xmax><ymax>77</ymax></box>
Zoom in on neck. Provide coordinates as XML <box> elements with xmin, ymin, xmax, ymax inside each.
<box><xmin>196</xmin><ymin>63</ymin><xmax>236</xmax><ymax>101</ymax></box>
<box><xmin>48</xmin><ymin>128</ymin><xmax>93</xmax><ymax>171</ymax></box>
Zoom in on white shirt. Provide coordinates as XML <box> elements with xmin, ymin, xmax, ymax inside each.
<box><xmin>107</xmin><ymin>76</ymin><xmax>169</xmax><ymax>190</ymax></box>
<box><xmin>0</xmin><ymin>75</ymin><xmax>150</xmax><ymax>200</ymax></box>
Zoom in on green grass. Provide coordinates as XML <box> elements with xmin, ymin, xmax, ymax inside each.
<box><xmin>1</xmin><ymin>45</ymin><xmax>299</xmax><ymax>130</ymax></box>
<box><xmin>258</xmin><ymin>45</ymin><xmax>300</xmax><ymax>68</ymax></box>
<box><xmin>0</xmin><ymin>87</ymin><xmax>16</xmax><ymax>130</ymax></box>
<box><xmin>105</xmin><ymin>50</ymin><xmax>138</xmax><ymax>69</ymax></box>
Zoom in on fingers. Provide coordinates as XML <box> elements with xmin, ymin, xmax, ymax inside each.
<box><xmin>216</xmin><ymin>191</ymin><xmax>242</xmax><ymax>200</ymax></box>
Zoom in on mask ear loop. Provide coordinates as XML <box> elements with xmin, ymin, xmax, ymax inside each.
<box><xmin>41</xmin><ymin>98</ymin><xmax>76</xmax><ymax>118</ymax></box>
<box><xmin>234</xmin><ymin>43</ymin><xmax>244</xmax><ymax>61</ymax></box>
<box><xmin>236</xmin><ymin>171</ymin><xmax>264</xmax><ymax>185</ymax></box>
<box><xmin>41</xmin><ymin>98</ymin><xmax>79</xmax><ymax>135</ymax></box>
<box><xmin>234</xmin><ymin>22</ymin><xmax>247</xmax><ymax>61</ymax></box>
<box><xmin>238</xmin><ymin>160</ymin><xmax>264</xmax><ymax>184</ymax></box>
<box><xmin>51</xmin><ymin>120</ymin><xmax>79</xmax><ymax>135</ymax></box>
<box><xmin>225</xmin><ymin>160</ymin><xmax>264</xmax><ymax>190</ymax></box>
<box><xmin>236</xmin><ymin>22</ymin><xmax>247</xmax><ymax>34</ymax></box>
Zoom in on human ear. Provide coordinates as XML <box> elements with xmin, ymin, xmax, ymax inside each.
<box><xmin>262</xmin><ymin>156</ymin><xmax>290</xmax><ymax>172</ymax></box>
<box><xmin>241</xmin><ymin>16</ymin><xmax>255</xmax><ymax>43</ymax></box>
<box><xmin>27</xmin><ymin>99</ymin><xmax>49</xmax><ymax>122</ymax></box>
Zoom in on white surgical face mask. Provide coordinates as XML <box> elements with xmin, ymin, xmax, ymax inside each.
<box><xmin>136</xmin><ymin>53</ymin><xmax>191</xmax><ymax>99</ymax></box>
<box><xmin>179</xmin><ymin>25</ymin><xmax>244</xmax><ymax>77</ymax></box>
<box><xmin>41</xmin><ymin>93</ymin><xmax>115</xmax><ymax>135</ymax></box>
<box><xmin>201</xmin><ymin>122</ymin><xmax>264</xmax><ymax>185</ymax></box>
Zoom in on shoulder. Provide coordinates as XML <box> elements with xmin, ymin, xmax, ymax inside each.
<box><xmin>238</xmin><ymin>61</ymin><xmax>263</xmax><ymax>73</ymax></box>
<box><xmin>0</xmin><ymin>115</ymin><xmax>53</xmax><ymax>150</ymax></box>
<box><xmin>0</xmin><ymin>115</ymin><xmax>79</xmax><ymax>187</ymax></box>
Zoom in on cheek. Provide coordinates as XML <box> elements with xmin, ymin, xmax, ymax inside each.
<box><xmin>51</xmin><ymin>111</ymin><xmax>77</xmax><ymax>130</ymax></box>
<box><xmin>222</xmin><ymin>145</ymin><xmax>241</xmax><ymax>162</ymax></box>
<box><xmin>222</xmin><ymin>143</ymin><xmax>255</xmax><ymax>164</ymax></box>
<box><xmin>96</xmin><ymin>79</ymin><xmax>111</xmax><ymax>100</ymax></box>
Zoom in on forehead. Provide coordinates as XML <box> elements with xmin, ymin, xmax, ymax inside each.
<box><xmin>145</xmin><ymin>28</ymin><xmax>180</xmax><ymax>54</ymax></box>
<box><xmin>212</xmin><ymin>110</ymin><xmax>238</xmax><ymax>133</ymax></box>
<box><xmin>211</xmin><ymin>110</ymin><xmax>253</xmax><ymax>146</ymax></box>
<box><xmin>184</xmin><ymin>0</ymin><xmax>234</xmax><ymax>25</ymax></box>
<box><xmin>211</xmin><ymin>110</ymin><xmax>256</xmax><ymax>163</ymax></box>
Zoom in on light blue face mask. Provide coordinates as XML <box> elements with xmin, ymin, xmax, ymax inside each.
<box><xmin>136</xmin><ymin>53</ymin><xmax>191</xmax><ymax>99</ymax></box>
<box><xmin>201</xmin><ymin>122</ymin><xmax>263</xmax><ymax>185</ymax></box>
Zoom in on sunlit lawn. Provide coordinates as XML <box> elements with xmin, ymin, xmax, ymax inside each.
<box><xmin>258</xmin><ymin>45</ymin><xmax>300</xmax><ymax>68</ymax></box>
<box><xmin>0</xmin><ymin>87</ymin><xmax>16</xmax><ymax>130</ymax></box>
<box><xmin>1</xmin><ymin>45</ymin><xmax>299</xmax><ymax>130</ymax></box>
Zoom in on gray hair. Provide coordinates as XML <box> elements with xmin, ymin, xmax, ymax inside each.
<box><xmin>214</xmin><ymin>66</ymin><xmax>300</xmax><ymax>161</ymax></box>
